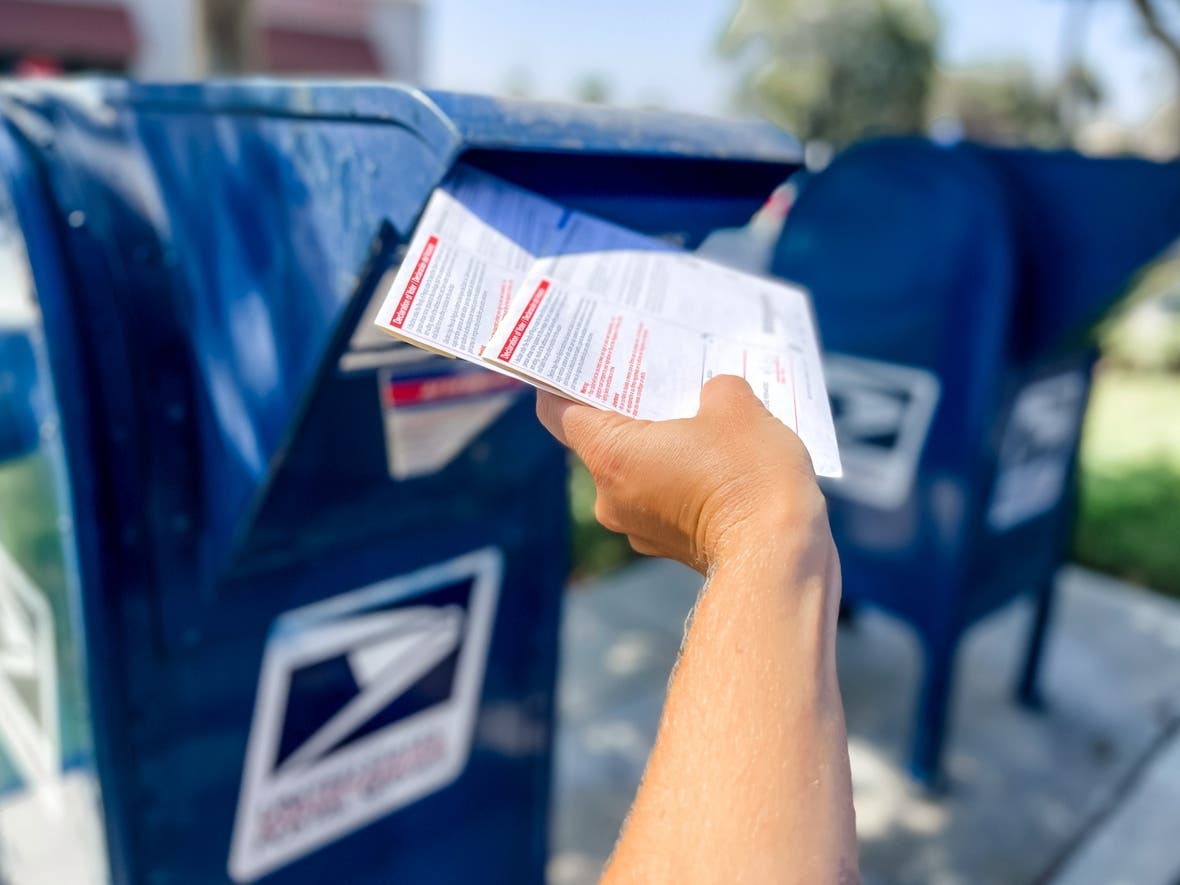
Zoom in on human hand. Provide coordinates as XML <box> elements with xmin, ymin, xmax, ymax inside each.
<box><xmin>536</xmin><ymin>375</ymin><xmax>831</xmax><ymax>575</ymax></box>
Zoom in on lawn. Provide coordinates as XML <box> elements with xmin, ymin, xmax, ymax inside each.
<box><xmin>568</xmin><ymin>457</ymin><xmax>636</xmax><ymax>581</ymax></box>
<box><xmin>1073</xmin><ymin>368</ymin><xmax>1180</xmax><ymax>598</ymax></box>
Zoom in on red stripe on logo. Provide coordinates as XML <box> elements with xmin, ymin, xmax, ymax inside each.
<box><xmin>387</xmin><ymin>372</ymin><xmax>524</xmax><ymax>407</ymax></box>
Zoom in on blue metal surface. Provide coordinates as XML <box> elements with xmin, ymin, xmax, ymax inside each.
<box><xmin>774</xmin><ymin>138</ymin><xmax>1180</xmax><ymax>785</ymax></box>
<box><xmin>0</xmin><ymin>329</ymin><xmax>38</xmax><ymax>462</ymax></box>
<box><xmin>0</xmin><ymin>121</ymin><xmax>106</xmax><ymax>863</ymax></box>
<box><xmin>0</xmin><ymin>80</ymin><xmax>802</xmax><ymax>883</ymax></box>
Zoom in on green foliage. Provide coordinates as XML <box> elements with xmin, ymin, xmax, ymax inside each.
<box><xmin>0</xmin><ymin>452</ymin><xmax>95</xmax><ymax>777</ymax></box>
<box><xmin>0</xmin><ymin>453</ymin><xmax>65</xmax><ymax>596</ymax></box>
<box><xmin>573</xmin><ymin>73</ymin><xmax>612</xmax><ymax>105</ymax></box>
<box><xmin>1073</xmin><ymin>462</ymin><xmax>1180</xmax><ymax>598</ymax></box>
<box><xmin>568</xmin><ymin>457</ymin><xmax>637</xmax><ymax>580</ymax></box>
<box><xmin>1102</xmin><ymin>303</ymin><xmax>1180</xmax><ymax>373</ymax></box>
<box><xmin>1098</xmin><ymin>255</ymin><xmax>1180</xmax><ymax>373</ymax></box>
<box><xmin>717</xmin><ymin>0</ymin><xmax>1117</xmax><ymax>149</ymax></box>
<box><xmin>1072</xmin><ymin>369</ymin><xmax>1180</xmax><ymax>598</ymax></box>
<box><xmin>720</xmin><ymin>0</ymin><xmax>938</xmax><ymax>145</ymax></box>
<box><xmin>929</xmin><ymin>62</ymin><xmax>1074</xmax><ymax>148</ymax></box>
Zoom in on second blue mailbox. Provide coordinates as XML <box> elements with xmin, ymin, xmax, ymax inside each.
<box><xmin>775</xmin><ymin>139</ymin><xmax>1180</xmax><ymax>786</ymax></box>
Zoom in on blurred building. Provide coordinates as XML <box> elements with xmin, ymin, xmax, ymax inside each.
<box><xmin>0</xmin><ymin>0</ymin><xmax>422</xmax><ymax>79</ymax></box>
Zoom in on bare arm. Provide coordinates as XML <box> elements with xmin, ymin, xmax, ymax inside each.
<box><xmin>537</xmin><ymin>375</ymin><xmax>858</xmax><ymax>885</ymax></box>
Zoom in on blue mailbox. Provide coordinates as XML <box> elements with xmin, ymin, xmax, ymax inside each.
<box><xmin>774</xmin><ymin>139</ymin><xmax>1180</xmax><ymax>786</ymax></box>
<box><xmin>0</xmin><ymin>81</ymin><xmax>801</xmax><ymax>883</ymax></box>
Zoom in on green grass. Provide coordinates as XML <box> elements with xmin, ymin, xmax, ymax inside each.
<box><xmin>568</xmin><ymin>457</ymin><xmax>637</xmax><ymax>581</ymax></box>
<box><xmin>0</xmin><ymin>452</ymin><xmax>95</xmax><ymax>779</ymax></box>
<box><xmin>1072</xmin><ymin>368</ymin><xmax>1180</xmax><ymax>597</ymax></box>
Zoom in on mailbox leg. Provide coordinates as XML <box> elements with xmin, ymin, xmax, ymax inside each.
<box><xmin>909</xmin><ymin>636</ymin><xmax>960</xmax><ymax>791</ymax></box>
<box><xmin>1016</xmin><ymin>574</ymin><xmax>1057</xmax><ymax>710</ymax></box>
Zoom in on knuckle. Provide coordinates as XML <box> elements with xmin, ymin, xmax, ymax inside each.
<box><xmin>581</xmin><ymin>436</ymin><xmax>630</xmax><ymax>492</ymax></box>
<box><xmin>801</xmin><ymin>480</ymin><xmax>831</xmax><ymax>521</ymax></box>
<box><xmin>701</xmin><ymin>377</ymin><xmax>761</xmax><ymax>424</ymax></box>
<box><xmin>777</xmin><ymin>472</ymin><xmax>829</xmax><ymax>525</ymax></box>
<box><xmin>628</xmin><ymin>536</ymin><xmax>656</xmax><ymax>557</ymax></box>
<box><xmin>594</xmin><ymin>497</ymin><xmax>624</xmax><ymax>534</ymax></box>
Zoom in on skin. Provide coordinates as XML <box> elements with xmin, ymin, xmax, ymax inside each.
<box><xmin>536</xmin><ymin>374</ymin><xmax>859</xmax><ymax>885</ymax></box>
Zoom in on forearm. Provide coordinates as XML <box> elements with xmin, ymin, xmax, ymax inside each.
<box><xmin>533</xmin><ymin>379</ymin><xmax>859</xmax><ymax>882</ymax></box>
<box><xmin>603</xmin><ymin>509</ymin><xmax>859</xmax><ymax>884</ymax></box>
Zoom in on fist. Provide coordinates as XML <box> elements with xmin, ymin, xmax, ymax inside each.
<box><xmin>536</xmin><ymin>375</ymin><xmax>829</xmax><ymax>574</ymax></box>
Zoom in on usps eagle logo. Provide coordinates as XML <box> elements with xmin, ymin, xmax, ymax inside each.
<box><xmin>823</xmin><ymin>354</ymin><xmax>941</xmax><ymax>510</ymax></box>
<box><xmin>229</xmin><ymin>549</ymin><xmax>502</xmax><ymax>882</ymax></box>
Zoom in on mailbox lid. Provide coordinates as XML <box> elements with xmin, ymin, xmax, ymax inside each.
<box><xmin>118</xmin><ymin>80</ymin><xmax>803</xmax><ymax>242</ymax></box>
<box><xmin>972</xmin><ymin>146</ymin><xmax>1180</xmax><ymax>362</ymax></box>
<box><xmin>113</xmin><ymin>80</ymin><xmax>801</xmax><ymax>163</ymax></box>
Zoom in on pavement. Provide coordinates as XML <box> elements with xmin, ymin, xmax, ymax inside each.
<box><xmin>548</xmin><ymin>561</ymin><xmax>1180</xmax><ymax>885</ymax></box>
<box><xmin>0</xmin><ymin>772</ymin><xmax>107</xmax><ymax>882</ymax></box>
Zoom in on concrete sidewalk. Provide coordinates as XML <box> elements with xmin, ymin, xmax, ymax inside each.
<box><xmin>548</xmin><ymin>562</ymin><xmax>1180</xmax><ymax>885</ymax></box>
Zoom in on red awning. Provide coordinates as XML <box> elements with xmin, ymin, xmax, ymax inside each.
<box><xmin>0</xmin><ymin>0</ymin><xmax>137</xmax><ymax>65</ymax></box>
<box><xmin>261</xmin><ymin>27</ymin><xmax>381</xmax><ymax>75</ymax></box>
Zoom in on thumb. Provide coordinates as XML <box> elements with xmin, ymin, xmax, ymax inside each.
<box><xmin>697</xmin><ymin>374</ymin><xmax>767</xmax><ymax>417</ymax></box>
<box><xmin>536</xmin><ymin>390</ymin><xmax>631</xmax><ymax>452</ymax></box>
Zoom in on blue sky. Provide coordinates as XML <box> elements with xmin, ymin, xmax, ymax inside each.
<box><xmin>422</xmin><ymin>0</ymin><xmax>1173</xmax><ymax>126</ymax></box>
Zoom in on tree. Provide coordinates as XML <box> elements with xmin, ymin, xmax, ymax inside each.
<box><xmin>198</xmin><ymin>0</ymin><xmax>258</xmax><ymax>74</ymax></box>
<box><xmin>573</xmin><ymin>73</ymin><xmax>613</xmax><ymax>105</ymax></box>
<box><xmin>503</xmin><ymin>67</ymin><xmax>535</xmax><ymax>100</ymax></box>
<box><xmin>929</xmin><ymin>61</ymin><xmax>1090</xmax><ymax>148</ymax></box>
<box><xmin>1130</xmin><ymin>0</ymin><xmax>1180</xmax><ymax>87</ymax></box>
<box><xmin>719</xmin><ymin>0</ymin><xmax>939</xmax><ymax>146</ymax></box>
